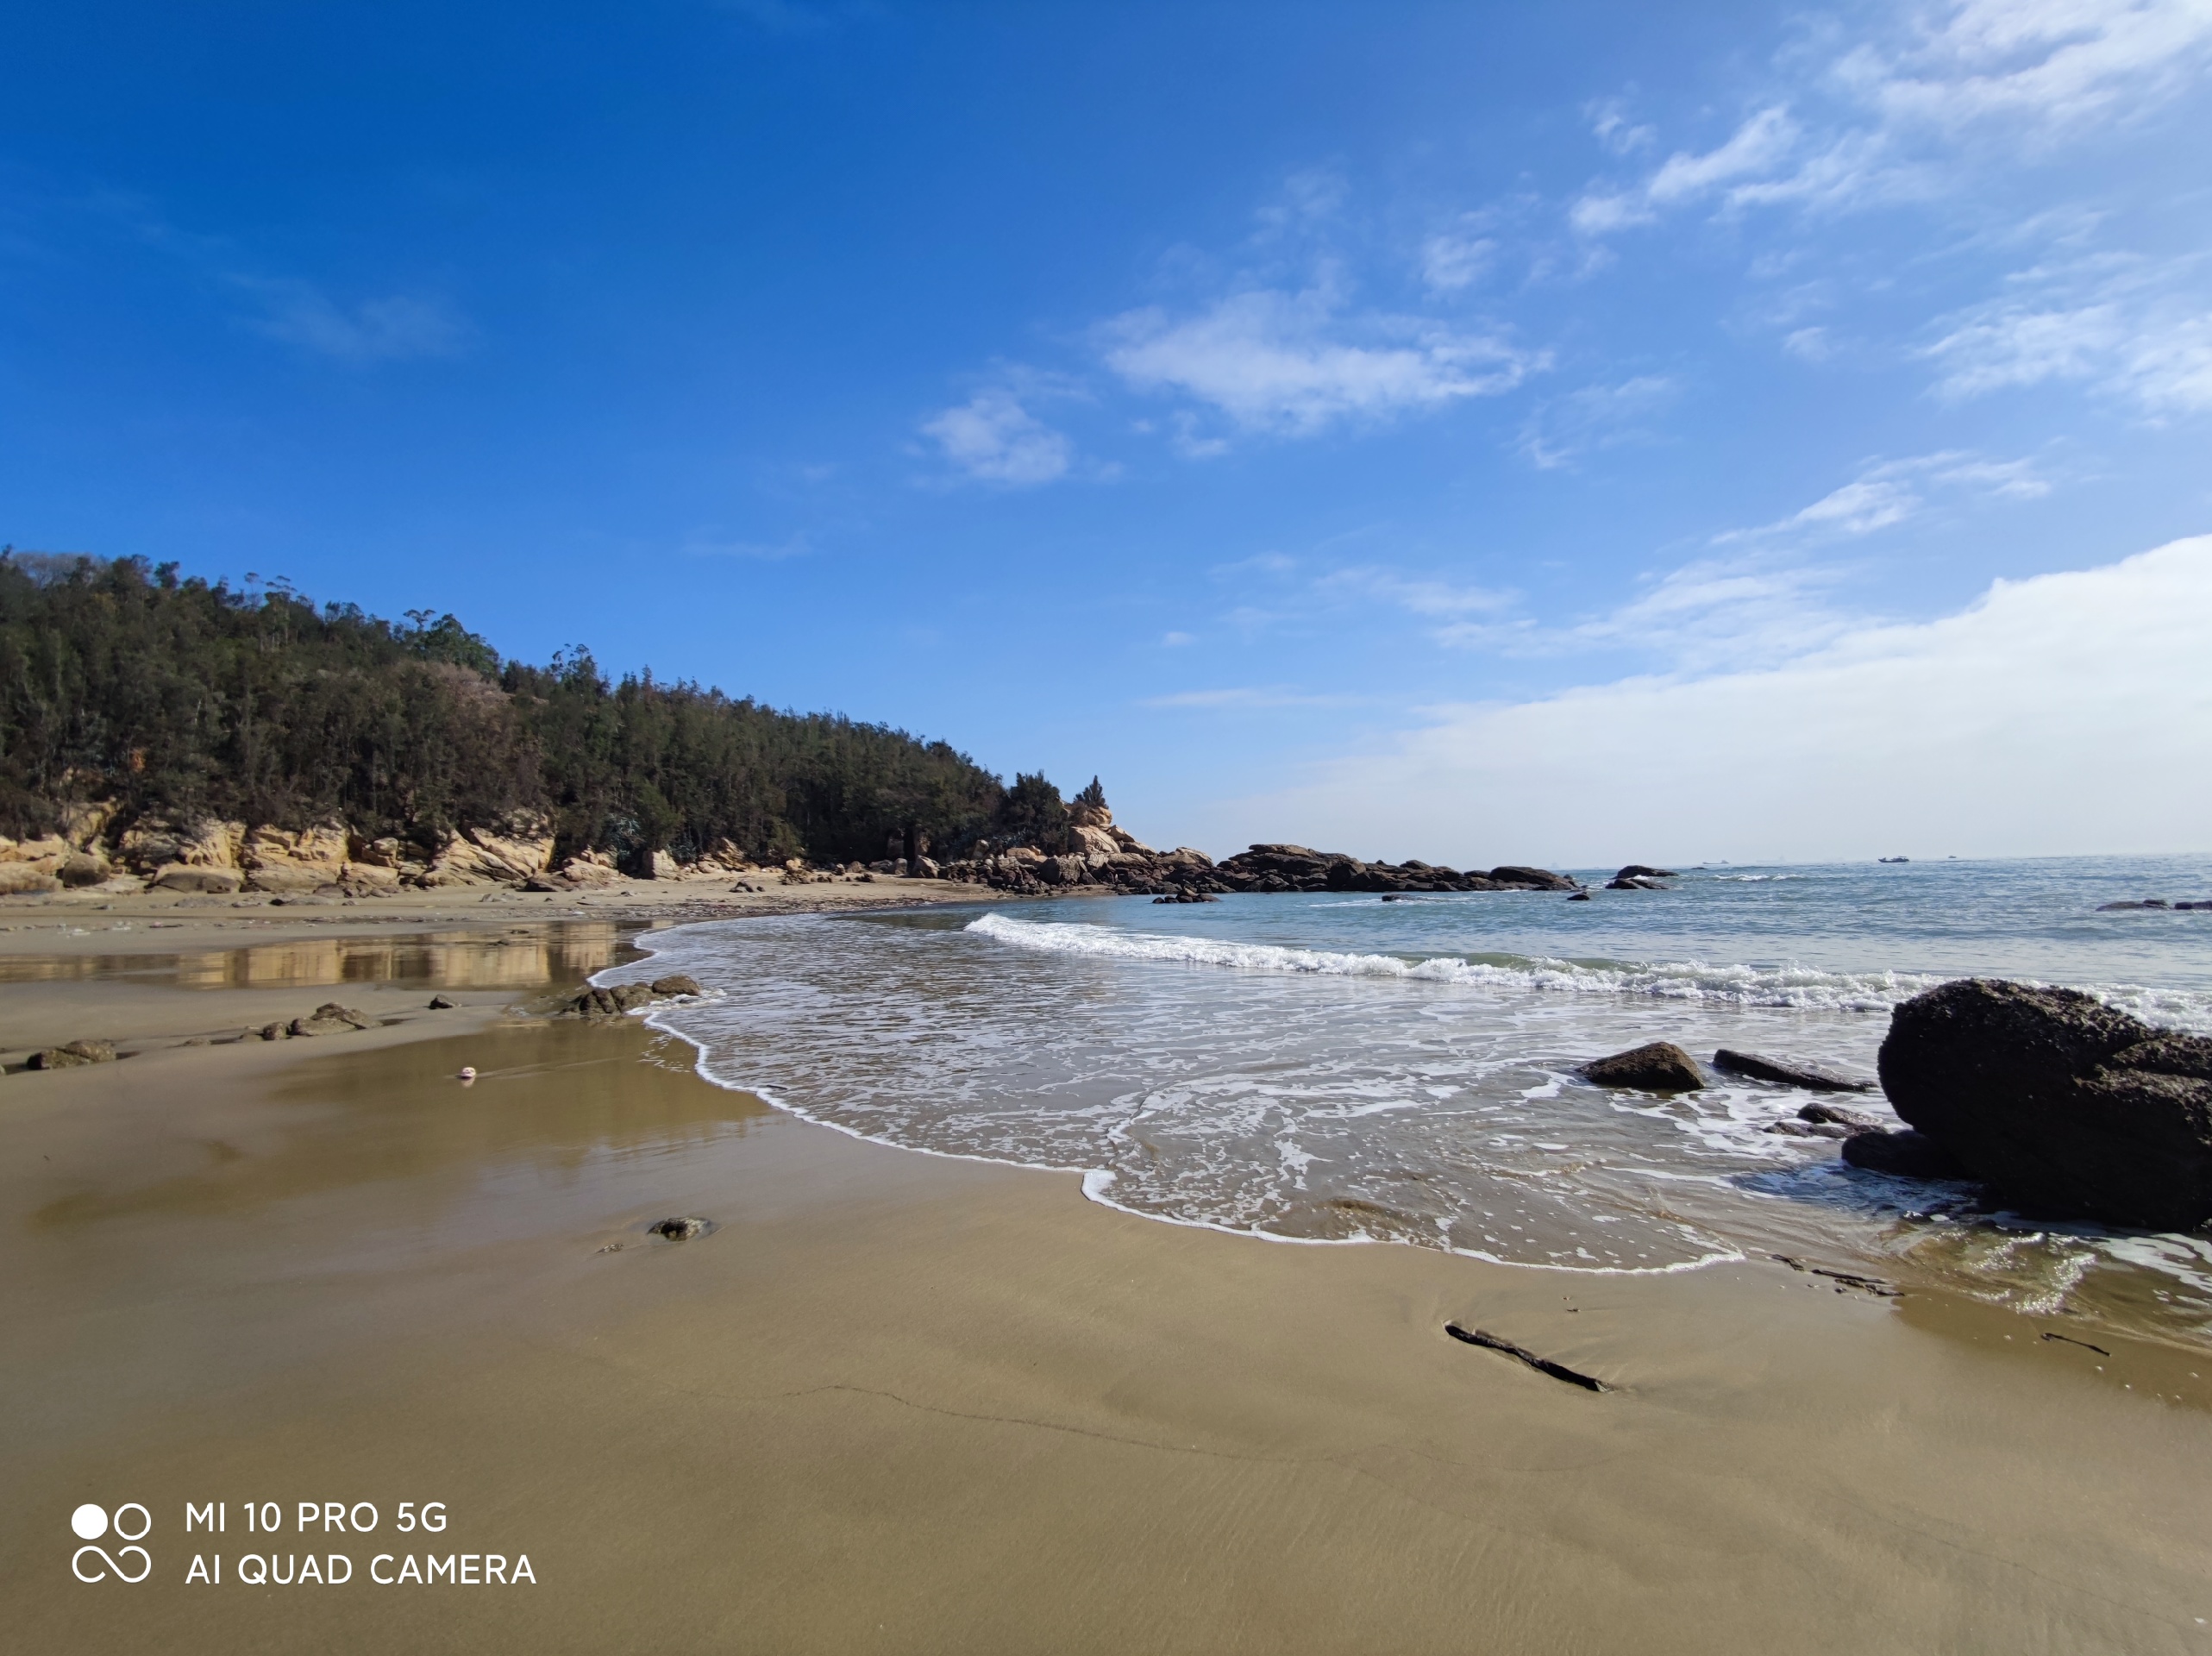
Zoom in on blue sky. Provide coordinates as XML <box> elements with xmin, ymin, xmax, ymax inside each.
<box><xmin>6</xmin><ymin>2</ymin><xmax>2211</xmax><ymax>862</ymax></box>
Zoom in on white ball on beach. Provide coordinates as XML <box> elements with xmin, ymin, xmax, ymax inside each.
<box><xmin>459</xmin><ymin>1066</ymin><xmax>477</xmax><ymax>1082</ymax></box>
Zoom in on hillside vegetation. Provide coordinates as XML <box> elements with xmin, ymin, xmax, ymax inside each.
<box><xmin>0</xmin><ymin>551</ymin><xmax>1049</xmax><ymax>869</ymax></box>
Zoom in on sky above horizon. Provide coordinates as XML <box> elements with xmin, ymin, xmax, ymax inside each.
<box><xmin>6</xmin><ymin>2</ymin><xmax>2211</xmax><ymax>864</ymax></box>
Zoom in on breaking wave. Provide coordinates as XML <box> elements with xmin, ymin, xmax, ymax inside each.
<box><xmin>962</xmin><ymin>912</ymin><xmax>2212</xmax><ymax>1029</ymax></box>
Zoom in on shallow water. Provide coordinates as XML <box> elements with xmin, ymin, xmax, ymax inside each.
<box><xmin>624</xmin><ymin>856</ymin><xmax>2212</xmax><ymax>1346</ymax></box>
<box><xmin>0</xmin><ymin>923</ymin><xmax>623</xmax><ymax>991</ymax></box>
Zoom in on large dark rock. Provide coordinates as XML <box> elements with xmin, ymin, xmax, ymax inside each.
<box><xmin>1842</xmin><ymin>1129</ymin><xmax>1967</xmax><ymax>1181</ymax></box>
<box><xmin>1212</xmin><ymin>845</ymin><xmax>1576</xmax><ymax>897</ymax></box>
<box><xmin>1614</xmin><ymin>864</ymin><xmax>1677</xmax><ymax>880</ymax></box>
<box><xmin>1713</xmin><ymin>1049</ymin><xmax>1876</xmax><ymax>1092</ymax></box>
<box><xmin>649</xmin><ymin>975</ymin><xmax>704</xmax><ymax>997</ymax></box>
<box><xmin>1488</xmin><ymin>865</ymin><xmax>1578</xmax><ymax>892</ymax></box>
<box><xmin>1877</xmin><ymin>978</ymin><xmax>2212</xmax><ymax>1229</ymax></box>
<box><xmin>1582</xmin><ymin>1042</ymin><xmax>1706</xmax><ymax>1093</ymax></box>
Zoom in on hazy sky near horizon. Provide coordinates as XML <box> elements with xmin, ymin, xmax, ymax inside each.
<box><xmin>5</xmin><ymin>2</ymin><xmax>2211</xmax><ymax>863</ymax></box>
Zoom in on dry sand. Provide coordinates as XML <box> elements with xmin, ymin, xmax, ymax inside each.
<box><xmin>3</xmin><ymin>908</ymin><xmax>2210</xmax><ymax>1653</ymax></box>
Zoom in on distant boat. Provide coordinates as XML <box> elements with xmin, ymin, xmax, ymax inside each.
<box><xmin>1878</xmin><ymin>856</ymin><xmax>1910</xmax><ymax>863</ymax></box>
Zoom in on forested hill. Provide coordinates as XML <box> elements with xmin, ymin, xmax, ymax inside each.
<box><xmin>0</xmin><ymin>551</ymin><xmax>1068</xmax><ymax>869</ymax></box>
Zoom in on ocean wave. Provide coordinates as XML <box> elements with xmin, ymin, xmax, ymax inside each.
<box><xmin>964</xmin><ymin>912</ymin><xmax>1943</xmax><ymax>1011</ymax></box>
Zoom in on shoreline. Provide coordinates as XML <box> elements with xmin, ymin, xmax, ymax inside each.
<box><xmin>5</xmin><ymin>909</ymin><xmax>2211</xmax><ymax>1651</ymax></box>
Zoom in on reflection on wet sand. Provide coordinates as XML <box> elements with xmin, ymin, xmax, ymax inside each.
<box><xmin>0</xmin><ymin>923</ymin><xmax>622</xmax><ymax>991</ymax></box>
<box><xmin>31</xmin><ymin>1019</ymin><xmax>771</xmax><ymax>1236</ymax></box>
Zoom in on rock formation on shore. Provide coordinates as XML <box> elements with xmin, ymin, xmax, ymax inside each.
<box><xmin>1</xmin><ymin>768</ymin><xmax>1578</xmax><ymax>909</ymax></box>
<box><xmin>1869</xmin><ymin>978</ymin><xmax>2212</xmax><ymax>1230</ymax></box>
<box><xmin>938</xmin><ymin>828</ymin><xmax>1579</xmax><ymax>900</ymax></box>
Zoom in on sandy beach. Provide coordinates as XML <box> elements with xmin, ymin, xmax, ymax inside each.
<box><xmin>5</xmin><ymin>899</ymin><xmax>2211</xmax><ymax>1654</ymax></box>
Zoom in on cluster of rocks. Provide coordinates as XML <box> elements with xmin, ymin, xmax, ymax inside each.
<box><xmin>939</xmin><ymin>812</ymin><xmax>1580</xmax><ymax>900</ymax></box>
<box><xmin>1606</xmin><ymin>864</ymin><xmax>1677</xmax><ymax>890</ymax></box>
<box><xmin>1576</xmin><ymin>980</ymin><xmax>2212</xmax><ymax>1232</ymax></box>
<box><xmin>255</xmin><ymin>1002</ymin><xmax>378</xmax><ymax>1041</ymax></box>
<box><xmin>2097</xmin><ymin>898</ymin><xmax>2212</xmax><ymax>912</ymax></box>
<box><xmin>563</xmin><ymin>975</ymin><xmax>704</xmax><ymax>1018</ymax></box>
<box><xmin>0</xmin><ymin>801</ymin><xmax>846</xmax><ymax>900</ymax></box>
<box><xmin>0</xmin><ymin>806</ymin><xmax>567</xmax><ymax>898</ymax></box>
<box><xmin>26</xmin><ymin>1038</ymin><xmax>118</xmax><ymax>1070</ymax></box>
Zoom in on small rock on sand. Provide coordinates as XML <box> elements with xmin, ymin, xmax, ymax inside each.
<box><xmin>428</xmin><ymin>994</ymin><xmax>456</xmax><ymax>1009</ymax></box>
<box><xmin>288</xmin><ymin>1002</ymin><xmax>374</xmax><ymax>1038</ymax></box>
<box><xmin>649</xmin><ymin>1215</ymin><xmax>713</xmax><ymax>1240</ymax></box>
<box><xmin>28</xmin><ymin>1039</ymin><xmax>119</xmax><ymax>1070</ymax></box>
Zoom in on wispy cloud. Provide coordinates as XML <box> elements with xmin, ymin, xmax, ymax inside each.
<box><xmin>1143</xmin><ymin>685</ymin><xmax>1353</xmax><ymax>710</ymax></box>
<box><xmin>1103</xmin><ymin>283</ymin><xmax>1542</xmax><ymax>442</ymax></box>
<box><xmin>1714</xmin><ymin>450</ymin><xmax>2048</xmax><ymax>547</ymax></box>
<box><xmin>1517</xmin><ymin>374</ymin><xmax>1678</xmax><ymax>467</ymax></box>
<box><xmin>1837</xmin><ymin>0</ymin><xmax>2212</xmax><ymax>133</ymax></box>
<box><xmin>233</xmin><ymin>278</ymin><xmax>469</xmax><ymax>363</ymax></box>
<box><xmin>1419</xmin><ymin>215</ymin><xmax>1499</xmax><ymax>292</ymax></box>
<box><xmin>1922</xmin><ymin>254</ymin><xmax>2212</xmax><ymax>414</ymax></box>
<box><xmin>1574</xmin><ymin>1</ymin><xmax>2212</xmax><ymax>236</ymax></box>
<box><xmin>920</xmin><ymin>377</ymin><xmax>1080</xmax><ymax>486</ymax></box>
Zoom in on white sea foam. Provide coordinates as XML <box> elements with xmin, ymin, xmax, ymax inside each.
<box><xmin>963</xmin><ymin>912</ymin><xmax>2212</xmax><ymax>1029</ymax></box>
<box><xmin>965</xmin><ymin>911</ymin><xmax>1942</xmax><ymax>1011</ymax></box>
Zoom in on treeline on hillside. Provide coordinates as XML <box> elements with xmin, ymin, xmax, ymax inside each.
<box><xmin>0</xmin><ymin>551</ymin><xmax>1071</xmax><ymax>868</ymax></box>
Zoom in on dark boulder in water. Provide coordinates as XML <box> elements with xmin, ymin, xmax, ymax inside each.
<box><xmin>1613</xmin><ymin>864</ymin><xmax>1677</xmax><ymax>881</ymax></box>
<box><xmin>1798</xmin><ymin>1100</ymin><xmax>1886</xmax><ymax>1131</ymax></box>
<box><xmin>1841</xmin><ymin>1129</ymin><xmax>1967</xmax><ymax>1182</ymax></box>
<box><xmin>1582</xmin><ymin>1042</ymin><xmax>1706</xmax><ymax>1093</ymax></box>
<box><xmin>1713</xmin><ymin>1049</ymin><xmax>1876</xmax><ymax>1092</ymax></box>
<box><xmin>1488</xmin><ymin>865</ymin><xmax>1579</xmax><ymax>892</ymax></box>
<box><xmin>1877</xmin><ymin>978</ymin><xmax>2212</xmax><ymax>1229</ymax></box>
<box><xmin>649</xmin><ymin>975</ymin><xmax>704</xmax><ymax>997</ymax></box>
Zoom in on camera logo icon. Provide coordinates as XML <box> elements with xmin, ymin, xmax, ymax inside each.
<box><xmin>72</xmin><ymin>1503</ymin><xmax>153</xmax><ymax>1583</ymax></box>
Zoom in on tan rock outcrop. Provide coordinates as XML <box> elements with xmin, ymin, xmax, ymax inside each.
<box><xmin>1069</xmin><ymin>824</ymin><xmax>1120</xmax><ymax>858</ymax></box>
<box><xmin>0</xmin><ymin>862</ymin><xmax>60</xmax><ymax>894</ymax></box>
<box><xmin>558</xmin><ymin>850</ymin><xmax>620</xmax><ymax>887</ymax></box>
<box><xmin>60</xmin><ymin>800</ymin><xmax>117</xmax><ymax>850</ymax></box>
<box><xmin>242</xmin><ymin>819</ymin><xmax>352</xmax><ymax>893</ymax></box>
<box><xmin>150</xmin><ymin>865</ymin><xmax>244</xmax><ymax>894</ymax></box>
<box><xmin>419</xmin><ymin>816</ymin><xmax>555</xmax><ymax>886</ymax></box>
<box><xmin>116</xmin><ymin>818</ymin><xmax>244</xmax><ymax>875</ymax></box>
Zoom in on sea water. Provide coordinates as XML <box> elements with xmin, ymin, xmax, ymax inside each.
<box><xmin>626</xmin><ymin>856</ymin><xmax>2212</xmax><ymax>1343</ymax></box>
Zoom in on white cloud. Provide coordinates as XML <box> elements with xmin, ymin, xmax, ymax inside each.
<box><xmin>1589</xmin><ymin>99</ymin><xmax>1657</xmax><ymax>154</ymax></box>
<box><xmin>1419</xmin><ymin>225</ymin><xmax>1497</xmax><ymax>292</ymax></box>
<box><xmin>1783</xmin><ymin>325</ymin><xmax>1834</xmax><ymax>361</ymax></box>
<box><xmin>1202</xmin><ymin>536</ymin><xmax>2212</xmax><ymax>864</ymax></box>
<box><xmin>1316</xmin><ymin>566</ymin><xmax>1517</xmax><ymax>620</ymax></box>
<box><xmin>1516</xmin><ymin>374</ymin><xmax>1677</xmax><ymax>467</ymax></box>
<box><xmin>1716</xmin><ymin>450</ymin><xmax>2049</xmax><ymax>544</ymax></box>
<box><xmin>1923</xmin><ymin>258</ymin><xmax>2212</xmax><ymax>412</ymax></box>
<box><xmin>1144</xmin><ymin>686</ymin><xmax>1350</xmax><ymax>710</ymax></box>
<box><xmin>1103</xmin><ymin>286</ymin><xmax>1541</xmax><ymax>440</ymax></box>
<box><xmin>920</xmin><ymin>385</ymin><xmax>1075</xmax><ymax>486</ymax></box>
<box><xmin>1575</xmin><ymin>1</ymin><xmax>2212</xmax><ymax>235</ymax></box>
<box><xmin>1838</xmin><ymin>0</ymin><xmax>2212</xmax><ymax>132</ymax></box>
<box><xmin>1647</xmin><ymin>106</ymin><xmax>1802</xmax><ymax>205</ymax></box>
<box><xmin>239</xmin><ymin>281</ymin><xmax>468</xmax><ymax>362</ymax></box>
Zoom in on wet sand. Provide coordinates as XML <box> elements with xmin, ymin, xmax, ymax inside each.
<box><xmin>4</xmin><ymin>925</ymin><xmax>2211</xmax><ymax>1653</ymax></box>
